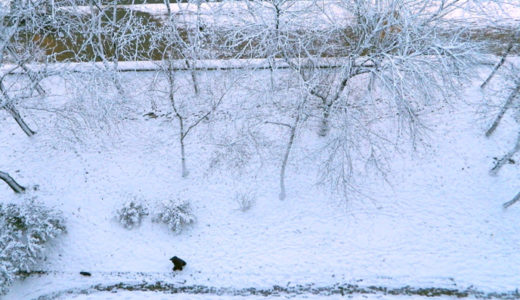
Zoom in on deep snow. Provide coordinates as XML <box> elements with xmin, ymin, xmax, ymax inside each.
<box><xmin>1</xmin><ymin>61</ymin><xmax>520</xmax><ymax>299</ymax></box>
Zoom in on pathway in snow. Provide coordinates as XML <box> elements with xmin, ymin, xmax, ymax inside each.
<box><xmin>14</xmin><ymin>271</ymin><xmax>520</xmax><ymax>300</ymax></box>
<box><xmin>28</xmin><ymin>282</ymin><xmax>520</xmax><ymax>300</ymax></box>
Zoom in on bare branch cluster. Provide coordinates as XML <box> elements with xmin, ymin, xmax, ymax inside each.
<box><xmin>1</xmin><ymin>0</ymin><xmax>483</xmax><ymax>201</ymax></box>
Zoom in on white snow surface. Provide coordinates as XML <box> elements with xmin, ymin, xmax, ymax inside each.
<box><xmin>1</xmin><ymin>62</ymin><xmax>520</xmax><ymax>299</ymax></box>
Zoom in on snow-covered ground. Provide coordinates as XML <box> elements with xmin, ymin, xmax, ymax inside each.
<box><xmin>1</xmin><ymin>62</ymin><xmax>520</xmax><ymax>299</ymax></box>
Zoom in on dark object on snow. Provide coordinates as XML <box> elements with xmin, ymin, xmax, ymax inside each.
<box><xmin>170</xmin><ymin>256</ymin><xmax>186</xmax><ymax>271</ymax></box>
<box><xmin>492</xmin><ymin>157</ymin><xmax>515</xmax><ymax>164</ymax></box>
<box><xmin>79</xmin><ymin>271</ymin><xmax>91</xmax><ymax>276</ymax></box>
<box><xmin>144</xmin><ymin>112</ymin><xmax>158</xmax><ymax>119</ymax></box>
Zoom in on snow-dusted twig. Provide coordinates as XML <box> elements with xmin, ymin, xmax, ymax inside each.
<box><xmin>490</xmin><ymin>131</ymin><xmax>520</xmax><ymax>175</ymax></box>
<box><xmin>503</xmin><ymin>191</ymin><xmax>520</xmax><ymax>209</ymax></box>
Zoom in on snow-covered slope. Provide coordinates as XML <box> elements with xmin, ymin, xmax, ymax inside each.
<box><xmin>1</xmin><ymin>64</ymin><xmax>519</xmax><ymax>299</ymax></box>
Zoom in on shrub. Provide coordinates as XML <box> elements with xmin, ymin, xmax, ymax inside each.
<box><xmin>0</xmin><ymin>198</ymin><xmax>66</xmax><ymax>295</ymax></box>
<box><xmin>115</xmin><ymin>200</ymin><xmax>148</xmax><ymax>230</ymax></box>
<box><xmin>234</xmin><ymin>190</ymin><xmax>256</xmax><ymax>212</ymax></box>
<box><xmin>0</xmin><ymin>265</ymin><xmax>13</xmax><ymax>295</ymax></box>
<box><xmin>152</xmin><ymin>198</ymin><xmax>195</xmax><ymax>234</ymax></box>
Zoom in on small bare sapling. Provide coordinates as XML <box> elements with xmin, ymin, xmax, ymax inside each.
<box><xmin>234</xmin><ymin>190</ymin><xmax>257</xmax><ymax>212</ymax></box>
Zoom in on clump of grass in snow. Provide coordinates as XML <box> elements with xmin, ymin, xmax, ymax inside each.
<box><xmin>234</xmin><ymin>190</ymin><xmax>256</xmax><ymax>212</ymax></box>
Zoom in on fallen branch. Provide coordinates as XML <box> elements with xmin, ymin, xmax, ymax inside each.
<box><xmin>0</xmin><ymin>171</ymin><xmax>26</xmax><ymax>193</ymax></box>
<box><xmin>503</xmin><ymin>191</ymin><xmax>520</xmax><ymax>209</ymax></box>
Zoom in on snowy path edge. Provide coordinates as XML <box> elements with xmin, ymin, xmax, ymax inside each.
<box><xmin>25</xmin><ymin>276</ymin><xmax>520</xmax><ymax>300</ymax></box>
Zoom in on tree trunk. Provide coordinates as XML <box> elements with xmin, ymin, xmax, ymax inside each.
<box><xmin>317</xmin><ymin>69</ymin><xmax>351</xmax><ymax>137</ymax></box>
<box><xmin>481</xmin><ymin>30</ymin><xmax>519</xmax><ymax>89</ymax></box>
<box><xmin>180</xmin><ymin>135</ymin><xmax>189</xmax><ymax>178</ymax></box>
<box><xmin>268</xmin><ymin>58</ymin><xmax>276</xmax><ymax>92</ymax></box>
<box><xmin>485</xmin><ymin>82</ymin><xmax>520</xmax><ymax>137</ymax></box>
<box><xmin>164</xmin><ymin>0</ymin><xmax>171</xmax><ymax>16</ymax></box>
<box><xmin>166</xmin><ymin>63</ymin><xmax>189</xmax><ymax>178</ymax></box>
<box><xmin>318</xmin><ymin>104</ymin><xmax>331</xmax><ymax>137</ymax></box>
<box><xmin>279</xmin><ymin>119</ymin><xmax>298</xmax><ymax>200</ymax></box>
<box><xmin>1</xmin><ymin>76</ymin><xmax>37</xmax><ymax>137</ymax></box>
<box><xmin>0</xmin><ymin>171</ymin><xmax>26</xmax><ymax>193</ymax></box>
<box><xmin>96</xmin><ymin>43</ymin><xmax>126</xmax><ymax>100</ymax></box>
<box><xmin>185</xmin><ymin>60</ymin><xmax>199</xmax><ymax>96</ymax></box>
<box><xmin>4</xmin><ymin>103</ymin><xmax>36</xmax><ymax>137</ymax></box>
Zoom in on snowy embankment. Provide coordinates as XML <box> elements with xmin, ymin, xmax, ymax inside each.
<box><xmin>0</xmin><ymin>58</ymin><xmax>348</xmax><ymax>74</ymax></box>
<box><xmin>1</xmin><ymin>61</ymin><xmax>520</xmax><ymax>300</ymax></box>
<box><xmin>36</xmin><ymin>292</ymin><xmax>468</xmax><ymax>300</ymax></box>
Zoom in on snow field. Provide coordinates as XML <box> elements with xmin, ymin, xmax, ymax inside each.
<box><xmin>1</xmin><ymin>64</ymin><xmax>520</xmax><ymax>299</ymax></box>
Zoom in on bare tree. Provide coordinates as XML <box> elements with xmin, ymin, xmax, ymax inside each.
<box><xmin>0</xmin><ymin>0</ymin><xmax>484</xmax><ymax>201</ymax></box>
<box><xmin>150</xmin><ymin>3</ymin><xmax>234</xmax><ymax>177</ymax></box>
<box><xmin>208</xmin><ymin>0</ymin><xmax>478</xmax><ymax>198</ymax></box>
<box><xmin>302</xmin><ymin>1</ymin><xmax>474</xmax><ymax>136</ymax></box>
<box><xmin>272</xmin><ymin>0</ymin><xmax>477</xmax><ymax>195</ymax></box>
<box><xmin>78</xmin><ymin>0</ymin><xmax>159</xmax><ymax>98</ymax></box>
<box><xmin>483</xmin><ymin>56</ymin><xmax>520</xmax><ymax>178</ymax></box>
<box><xmin>479</xmin><ymin>26</ymin><xmax>520</xmax><ymax>137</ymax></box>
<box><xmin>157</xmin><ymin>62</ymin><xmax>229</xmax><ymax>178</ymax></box>
<box><xmin>0</xmin><ymin>0</ymin><xmax>48</xmax><ymax>136</ymax></box>
<box><xmin>466</xmin><ymin>0</ymin><xmax>520</xmax><ymax>208</ymax></box>
<box><xmin>264</xmin><ymin>89</ymin><xmax>309</xmax><ymax>200</ymax></box>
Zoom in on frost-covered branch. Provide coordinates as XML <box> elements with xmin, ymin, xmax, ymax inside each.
<box><xmin>490</xmin><ymin>131</ymin><xmax>520</xmax><ymax>175</ymax></box>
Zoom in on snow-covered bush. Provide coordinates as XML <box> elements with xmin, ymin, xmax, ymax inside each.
<box><xmin>0</xmin><ymin>198</ymin><xmax>66</xmax><ymax>295</ymax></box>
<box><xmin>152</xmin><ymin>199</ymin><xmax>195</xmax><ymax>234</ymax></box>
<box><xmin>234</xmin><ymin>190</ymin><xmax>256</xmax><ymax>212</ymax></box>
<box><xmin>0</xmin><ymin>265</ymin><xmax>12</xmax><ymax>295</ymax></box>
<box><xmin>115</xmin><ymin>200</ymin><xmax>148</xmax><ymax>229</ymax></box>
